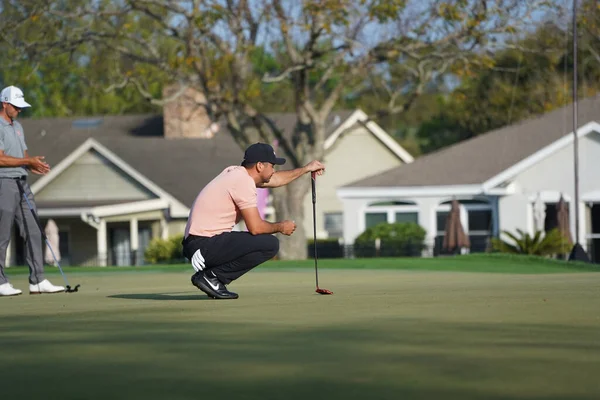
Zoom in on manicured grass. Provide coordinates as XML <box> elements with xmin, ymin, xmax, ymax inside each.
<box><xmin>5</xmin><ymin>253</ymin><xmax>600</xmax><ymax>275</ymax></box>
<box><xmin>1</xmin><ymin>269</ymin><xmax>600</xmax><ymax>400</ymax></box>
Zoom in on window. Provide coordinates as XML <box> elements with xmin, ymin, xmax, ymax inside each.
<box><xmin>365</xmin><ymin>201</ymin><xmax>420</xmax><ymax>230</ymax></box>
<box><xmin>395</xmin><ymin>212</ymin><xmax>418</xmax><ymax>224</ymax></box>
<box><xmin>437</xmin><ymin>211</ymin><xmax>449</xmax><ymax>233</ymax></box>
<box><xmin>365</xmin><ymin>213</ymin><xmax>387</xmax><ymax>228</ymax></box>
<box><xmin>544</xmin><ymin>203</ymin><xmax>559</xmax><ymax>231</ymax></box>
<box><xmin>435</xmin><ymin>200</ymin><xmax>493</xmax><ymax>254</ymax></box>
<box><xmin>468</xmin><ymin>210</ymin><xmax>492</xmax><ymax>232</ymax></box>
<box><xmin>324</xmin><ymin>212</ymin><xmax>343</xmax><ymax>238</ymax></box>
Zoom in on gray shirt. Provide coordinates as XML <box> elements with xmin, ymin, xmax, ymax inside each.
<box><xmin>0</xmin><ymin>118</ymin><xmax>28</xmax><ymax>178</ymax></box>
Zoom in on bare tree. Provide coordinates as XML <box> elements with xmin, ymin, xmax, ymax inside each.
<box><xmin>1</xmin><ymin>0</ymin><xmax>550</xmax><ymax>259</ymax></box>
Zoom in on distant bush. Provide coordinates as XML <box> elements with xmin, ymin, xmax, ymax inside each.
<box><xmin>307</xmin><ymin>238</ymin><xmax>343</xmax><ymax>258</ymax></box>
<box><xmin>354</xmin><ymin>222</ymin><xmax>426</xmax><ymax>257</ymax></box>
<box><xmin>144</xmin><ymin>234</ymin><xmax>184</xmax><ymax>264</ymax></box>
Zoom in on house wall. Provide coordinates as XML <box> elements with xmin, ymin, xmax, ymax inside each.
<box><xmin>502</xmin><ymin>132</ymin><xmax>600</xmax><ymax>243</ymax></box>
<box><xmin>341</xmin><ymin>196</ymin><xmax>445</xmax><ymax>248</ymax></box>
<box><xmin>69</xmin><ymin>219</ymin><xmax>99</xmax><ymax>265</ymax></box>
<box><xmin>167</xmin><ymin>219</ymin><xmax>187</xmax><ymax>237</ymax></box>
<box><xmin>36</xmin><ymin>150</ymin><xmax>155</xmax><ymax>201</ymax></box>
<box><xmin>36</xmin><ymin>217</ymin><xmax>98</xmax><ymax>266</ymax></box>
<box><xmin>302</xmin><ymin>126</ymin><xmax>405</xmax><ymax>239</ymax></box>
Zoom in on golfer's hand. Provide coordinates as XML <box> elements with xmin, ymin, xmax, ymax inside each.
<box><xmin>280</xmin><ymin>220</ymin><xmax>296</xmax><ymax>236</ymax></box>
<box><xmin>305</xmin><ymin>160</ymin><xmax>325</xmax><ymax>176</ymax></box>
<box><xmin>28</xmin><ymin>156</ymin><xmax>50</xmax><ymax>175</ymax></box>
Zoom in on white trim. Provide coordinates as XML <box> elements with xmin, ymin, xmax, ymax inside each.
<box><xmin>366</xmin><ymin>205</ymin><xmax>420</xmax><ymax>213</ymax></box>
<box><xmin>483</xmin><ymin>121</ymin><xmax>600</xmax><ymax>190</ymax></box>
<box><xmin>486</xmin><ymin>182</ymin><xmax>517</xmax><ymax>195</ymax></box>
<box><xmin>338</xmin><ymin>185</ymin><xmax>487</xmax><ymax>199</ymax></box>
<box><xmin>30</xmin><ymin>138</ymin><xmax>190</xmax><ymax>218</ymax></box>
<box><xmin>582</xmin><ymin>191</ymin><xmax>600</xmax><ymax>202</ymax></box>
<box><xmin>37</xmin><ymin>207</ymin><xmax>93</xmax><ymax>217</ymax></box>
<box><xmin>89</xmin><ymin>198</ymin><xmax>169</xmax><ymax>218</ymax></box>
<box><xmin>324</xmin><ymin>110</ymin><xmax>414</xmax><ymax>163</ymax></box>
<box><xmin>527</xmin><ymin>191</ymin><xmax>571</xmax><ymax>203</ymax></box>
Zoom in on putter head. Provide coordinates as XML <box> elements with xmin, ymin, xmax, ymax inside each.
<box><xmin>65</xmin><ymin>284</ymin><xmax>80</xmax><ymax>293</ymax></box>
<box><xmin>316</xmin><ymin>288</ymin><xmax>333</xmax><ymax>295</ymax></box>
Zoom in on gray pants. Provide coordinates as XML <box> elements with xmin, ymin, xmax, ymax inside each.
<box><xmin>0</xmin><ymin>178</ymin><xmax>45</xmax><ymax>285</ymax></box>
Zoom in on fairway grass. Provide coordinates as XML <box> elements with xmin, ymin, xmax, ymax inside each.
<box><xmin>1</xmin><ymin>269</ymin><xmax>600</xmax><ymax>400</ymax></box>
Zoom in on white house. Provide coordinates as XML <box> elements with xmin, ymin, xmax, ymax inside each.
<box><xmin>338</xmin><ymin>95</ymin><xmax>600</xmax><ymax>262</ymax></box>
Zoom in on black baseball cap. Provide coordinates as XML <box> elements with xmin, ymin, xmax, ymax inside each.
<box><xmin>242</xmin><ymin>143</ymin><xmax>286</xmax><ymax>165</ymax></box>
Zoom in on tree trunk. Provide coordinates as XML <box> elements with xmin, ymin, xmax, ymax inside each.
<box><xmin>272</xmin><ymin>177</ymin><xmax>311</xmax><ymax>260</ymax></box>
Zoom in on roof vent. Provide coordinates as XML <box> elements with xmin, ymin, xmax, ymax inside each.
<box><xmin>72</xmin><ymin>118</ymin><xmax>103</xmax><ymax>129</ymax></box>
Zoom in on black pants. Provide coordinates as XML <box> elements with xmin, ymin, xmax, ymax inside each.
<box><xmin>182</xmin><ymin>232</ymin><xmax>279</xmax><ymax>284</ymax></box>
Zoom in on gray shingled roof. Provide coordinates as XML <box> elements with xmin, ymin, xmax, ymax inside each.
<box><xmin>20</xmin><ymin>111</ymin><xmax>354</xmax><ymax>206</ymax></box>
<box><xmin>346</xmin><ymin>95</ymin><xmax>600</xmax><ymax>188</ymax></box>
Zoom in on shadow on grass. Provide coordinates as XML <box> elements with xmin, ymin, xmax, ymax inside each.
<box><xmin>107</xmin><ymin>292</ymin><xmax>212</xmax><ymax>301</ymax></box>
<box><xmin>1</xmin><ymin>310</ymin><xmax>599</xmax><ymax>400</ymax></box>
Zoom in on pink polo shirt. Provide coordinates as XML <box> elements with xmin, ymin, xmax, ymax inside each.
<box><xmin>184</xmin><ymin>166</ymin><xmax>257</xmax><ymax>238</ymax></box>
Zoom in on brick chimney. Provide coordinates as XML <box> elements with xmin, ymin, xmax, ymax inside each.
<box><xmin>162</xmin><ymin>85</ymin><xmax>218</xmax><ymax>139</ymax></box>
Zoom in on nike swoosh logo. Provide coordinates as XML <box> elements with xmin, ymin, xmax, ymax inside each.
<box><xmin>204</xmin><ymin>276</ymin><xmax>220</xmax><ymax>291</ymax></box>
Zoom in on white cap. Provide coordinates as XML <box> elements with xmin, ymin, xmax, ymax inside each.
<box><xmin>1</xmin><ymin>86</ymin><xmax>32</xmax><ymax>108</ymax></box>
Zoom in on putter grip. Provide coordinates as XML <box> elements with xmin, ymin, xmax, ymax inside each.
<box><xmin>311</xmin><ymin>172</ymin><xmax>316</xmax><ymax>203</ymax></box>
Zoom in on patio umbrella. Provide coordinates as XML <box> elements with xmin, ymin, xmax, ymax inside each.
<box><xmin>533</xmin><ymin>193</ymin><xmax>546</xmax><ymax>232</ymax></box>
<box><xmin>556</xmin><ymin>196</ymin><xmax>573</xmax><ymax>245</ymax></box>
<box><xmin>44</xmin><ymin>219</ymin><xmax>61</xmax><ymax>265</ymax></box>
<box><xmin>443</xmin><ymin>199</ymin><xmax>470</xmax><ymax>253</ymax></box>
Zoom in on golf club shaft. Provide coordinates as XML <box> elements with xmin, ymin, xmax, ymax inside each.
<box><xmin>16</xmin><ymin>181</ymin><xmax>70</xmax><ymax>286</ymax></box>
<box><xmin>311</xmin><ymin>172</ymin><xmax>319</xmax><ymax>288</ymax></box>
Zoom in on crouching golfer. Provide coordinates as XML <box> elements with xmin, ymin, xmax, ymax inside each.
<box><xmin>182</xmin><ymin>142</ymin><xmax>325</xmax><ymax>299</ymax></box>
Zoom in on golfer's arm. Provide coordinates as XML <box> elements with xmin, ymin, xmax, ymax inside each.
<box><xmin>240</xmin><ymin>207</ymin><xmax>283</xmax><ymax>235</ymax></box>
<box><xmin>258</xmin><ymin>166</ymin><xmax>308</xmax><ymax>188</ymax></box>
<box><xmin>0</xmin><ymin>150</ymin><xmax>31</xmax><ymax>167</ymax></box>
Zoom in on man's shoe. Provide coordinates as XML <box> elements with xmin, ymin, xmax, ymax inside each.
<box><xmin>191</xmin><ymin>271</ymin><xmax>238</xmax><ymax>299</ymax></box>
<box><xmin>0</xmin><ymin>283</ymin><xmax>22</xmax><ymax>296</ymax></box>
<box><xmin>29</xmin><ymin>279</ymin><xmax>65</xmax><ymax>294</ymax></box>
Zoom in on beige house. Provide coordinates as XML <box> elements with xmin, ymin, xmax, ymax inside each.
<box><xmin>299</xmin><ymin>110</ymin><xmax>413</xmax><ymax>239</ymax></box>
<box><xmin>6</xmin><ymin>107</ymin><xmax>412</xmax><ymax>266</ymax></box>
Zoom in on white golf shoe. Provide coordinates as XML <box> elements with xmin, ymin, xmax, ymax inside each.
<box><xmin>0</xmin><ymin>282</ymin><xmax>23</xmax><ymax>296</ymax></box>
<box><xmin>29</xmin><ymin>279</ymin><xmax>65</xmax><ymax>294</ymax></box>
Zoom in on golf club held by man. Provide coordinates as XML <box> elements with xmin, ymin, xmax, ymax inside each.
<box><xmin>182</xmin><ymin>142</ymin><xmax>325</xmax><ymax>299</ymax></box>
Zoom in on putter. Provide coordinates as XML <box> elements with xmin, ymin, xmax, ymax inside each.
<box><xmin>16</xmin><ymin>181</ymin><xmax>80</xmax><ymax>293</ymax></box>
<box><xmin>311</xmin><ymin>172</ymin><xmax>333</xmax><ymax>295</ymax></box>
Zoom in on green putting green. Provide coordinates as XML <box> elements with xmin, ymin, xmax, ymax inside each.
<box><xmin>1</xmin><ymin>261</ymin><xmax>599</xmax><ymax>399</ymax></box>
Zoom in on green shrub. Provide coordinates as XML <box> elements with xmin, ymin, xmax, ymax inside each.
<box><xmin>354</xmin><ymin>222</ymin><xmax>426</xmax><ymax>257</ymax></box>
<box><xmin>491</xmin><ymin>228</ymin><xmax>571</xmax><ymax>256</ymax></box>
<box><xmin>144</xmin><ymin>234</ymin><xmax>184</xmax><ymax>264</ymax></box>
<box><xmin>307</xmin><ymin>238</ymin><xmax>343</xmax><ymax>258</ymax></box>
<box><xmin>169</xmin><ymin>234</ymin><xmax>184</xmax><ymax>260</ymax></box>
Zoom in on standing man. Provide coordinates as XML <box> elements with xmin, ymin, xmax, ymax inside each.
<box><xmin>0</xmin><ymin>85</ymin><xmax>65</xmax><ymax>296</ymax></box>
<box><xmin>183</xmin><ymin>142</ymin><xmax>325</xmax><ymax>300</ymax></box>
